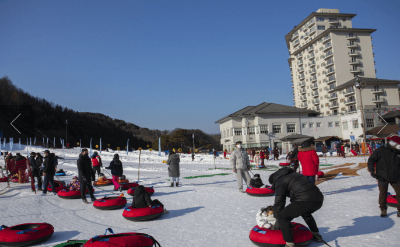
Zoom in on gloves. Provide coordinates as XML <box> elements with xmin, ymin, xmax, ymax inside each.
<box><xmin>263</xmin><ymin>223</ymin><xmax>272</xmax><ymax>229</ymax></box>
<box><xmin>370</xmin><ymin>173</ymin><xmax>377</xmax><ymax>179</ymax></box>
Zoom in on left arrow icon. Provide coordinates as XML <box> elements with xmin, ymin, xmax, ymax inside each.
<box><xmin>10</xmin><ymin>113</ymin><xmax>21</xmax><ymax>134</ymax></box>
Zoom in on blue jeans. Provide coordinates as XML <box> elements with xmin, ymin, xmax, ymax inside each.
<box><xmin>171</xmin><ymin>177</ymin><xmax>179</xmax><ymax>183</ymax></box>
<box><xmin>306</xmin><ymin>176</ymin><xmax>316</xmax><ymax>184</ymax></box>
<box><xmin>43</xmin><ymin>174</ymin><xmax>55</xmax><ymax>193</ymax></box>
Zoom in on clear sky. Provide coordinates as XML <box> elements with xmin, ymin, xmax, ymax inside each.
<box><xmin>1</xmin><ymin>0</ymin><xmax>399</xmax><ymax>134</ymax></box>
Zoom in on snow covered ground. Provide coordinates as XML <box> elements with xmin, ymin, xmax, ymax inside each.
<box><xmin>1</xmin><ymin>146</ymin><xmax>399</xmax><ymax>247</ymax></box>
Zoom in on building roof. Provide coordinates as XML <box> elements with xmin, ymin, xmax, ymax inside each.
<box><xmin>215</xmin><ymin>102</ymin><xmax>318</xmax><ymax>123</ymax></box>
<box><xmin>314</xmin><ymin>136</ymin><xmax>342</xmax><ymax>142</ymax></box>
<box><xmin>285</xmin><ymin>12</ymin><xmax>357</xmax><ymax>48</ymax></box>
<box><xmin>381</xmin><ymin>110</ymin><xmax>400</xmax><ymax>119</ymax></box>
<box><xmin>280</xmin><ymin>133</ymin><xmax>314</xmax><ymax>142</ymax></box>
<box><xmin>330</xmin><ymin>77</ymin><xmax>400</xmax><ymax>92</ymax></box>
<box><xmin>365</xmin><ymin>123</ymin><xmax>399</xmax><ymax>138</ymax></box>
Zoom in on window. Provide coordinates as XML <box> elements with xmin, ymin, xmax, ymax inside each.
<box><xmin>287</xmin><ymin>124</ymin><xmax>296</xmax><ymax>133</ymax></box>
<box><xmin>348</xmin><ymin>32</ymin><xmax>353</xmax><ymax>37</ymax></box>
<box><xmin>317</xmin><ymin>17</ymin><xmax>324</xmax><ymax>21</ymax></box>
<box><xmin>260</xmin><ymin>125</ymin><xmax>268</xmax><ymax>134</ymax></box>
<box><xmin>367</xmin><ymin>118</ymin><xmax>375</xmax><ymax>128</ymax></box>
<box><xmin>342</xmin><ymin>18</ymin><xmax>346</xmax><ymax>21</ymax></box>
<box><xmin>248</xmin><ymin>127</ymin><xmax>255</xmax><ymax>134</ymax></box>
<box><xmin>317</xmin><ymin>25</ymin><xmax>325</xmax><ymax>30</ymax></box>
<box><xmin>309</xmin><ymin>123</ymin><xmax>314</xmax><ymax>128</ymax></box>
<box><xmin>353</xmin><ymin>119</ymin><xmax>359</xmax><ymax>128</ymax></box>
<box><xmin>335</xmin><ymin>121</ymin><xmax>340</xmax><ymax>127</ymax></box>
<box><xmin>329</xmin><ymin>18</ymin><xmax>337</xmax><ymax>22</ymax></box>
<box><xmin>343</xmin><ymin>121</ymin><xmax>348</xmax><ymax>130</ymax></box>
<box><xmin>328</xmin><ymin>122</ymin><xmax>333</xmax><ymax>127</ymax></box>
<box><xmin>273</xmin><ymin>125</ymin><xmax>281</xmax><ymax>133</ymax></box>
<box><xmin>302</xmin><ymin>123</ymin><xmax>307</xmax><ymax>128</ymax></box>
<box><xmin>234</xmin><ymin>128</ymin><xmax>242</xmax><ymax>136</ymax></box>
<box><xmin>330</xmin><ymin>26</ymin><xmax>338</xmax><ymax>28</ymax></box>
<box><xmin>317</xmin><ymin>122</ymin><xmax>321</xmax><ymax>127</ymax></box>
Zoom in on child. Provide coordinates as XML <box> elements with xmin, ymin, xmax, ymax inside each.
<box><xmin>69</xmin><ymin>176</ymin><xmax>81</xmax><ymax>191</ymax></box>
<box><xmin>256</xmin><ymin>206</ymin><xmax>279</xmax><ymax>230</ymax></box>
<box><xmin>250</xmin><ymin>174</ymin><xmax>267</xmax><ymax>188</ymax></box>
<box><xmin>254</xmin><ymin>152</ymin><xmax>260</xmax><ymax>168</ymax></box>
<box><xmin>96</xmin><ymin>173</ymin><xmax>111</xmax><ymax>185</ymax></box>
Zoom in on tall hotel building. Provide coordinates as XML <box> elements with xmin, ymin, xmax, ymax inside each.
<box><xmin>286</xmin><ymin>8</ymin><xmax>399</xmax><ymax>116</ymax></box>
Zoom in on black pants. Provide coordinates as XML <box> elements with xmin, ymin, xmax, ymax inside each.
<box><xmin>92</xmin><ymin>166</ymin><xmax>101</xmax><ymax>180</ymax></box>
<box><xmin>276</xmin><ymin>201</ymin><xmax>323</xmax><ymax>243</ymax></box>
<box><xmin>43</xmin><ymin>174</ymin><xmax>55</xmax><ymax>193</ymax></box>
<box><xmin>80</xmin><ymin>180</ymin><xmax>95</xmax><ymax>200</ymax></box>
<box><xmin>378</xmin><ymin>180</ymin><xmax>400</xmax><ymax>211</ymax></box>
<box><xmin>32</xmin><ymin>170</ymin><xmax>42</xmax><ymax>189</ymax></box>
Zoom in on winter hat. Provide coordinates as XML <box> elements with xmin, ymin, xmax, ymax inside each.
<box><xmin>236</xmin><ymin>141</ymin><xmax>242</xmax><ymax>145</ymax></box>
<box><xmin>388</xmin><ymin>136</ymin><xmax>400</xmax><ymax>147</ymax></box>
<box><xmin>114</xmin><ymin>154</ymin><xmax>119</xmax><ymax>159</ymax></box>
<box><xmin>44</xmin><ymin>150</ymin><xmax>50</xmax><ymax>154</ymax></box>
<box><xmin>301</xmin><ymin>139</ymin><xmax>315</xmax><ymax>148</ymax></box>
<box><xmin>72</xmin><ymin>176</ymin><xmax>78</xmax><ymax>180</ymax></box>
<box><xmin>254</xmin><ymin>174</ymin><xmax>260</xmax><ymax>178</ymax></box>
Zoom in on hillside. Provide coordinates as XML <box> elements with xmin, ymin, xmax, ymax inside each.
<box><xmin>0</xmin><ymin>77</ymin><xmax>221</xmax><ymax>150</ymax></box>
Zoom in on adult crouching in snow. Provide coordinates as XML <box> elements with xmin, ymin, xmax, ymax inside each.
<box><xmin>297</xmin><ymin>140</ymin><xmax>319</xmax><ymax>184</ymax></box>
<box><xmin>106</xmin><ymin>153</ymin><xmax>124</xmax><ymax>192</ymax></box>
<box><xmin>230</xmin><ymin>141</ymin><xmax>251</xmax><ymax>193</ymax></box>
<box><xmin>167</xmin><ymin>150</ymin><xmax>180</xmax><ymax>187</ymax></box>
<box><xmin>269</xmin><ymin>167</ymin><xmax>324</xmax><ymax>247</ymax></box>
<box><xmin>77</xmin><ymin>149</ymin><xmax>96</xmax><ymax>204</ymax></box>
<box><xmin>367</xmin><ymin>135</ymin><xmax>400</xmax><ymax>218</ymax></box>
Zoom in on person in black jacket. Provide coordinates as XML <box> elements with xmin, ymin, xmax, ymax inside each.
<box><xmin>41</xmin><ymin>150</ymin><xmax>56</xmax><ymax>195</ymax></box>
<box><xmin>29</xmin><ymin>152</ymin><xmax>42</xmax><ymax>191</ymax></box>
<box><xmin>106</xmin><ymin>154</ymin><xmax>124</xmax><ymax>192</ymax></box>
<box><xmin>367</xmin><ymin>136</ymin><xmax>400</xmax><ymax>218</ymax></box>
<box><xmin>269</xmin><ymin>167</ymin><xmax>324</xmax><ymax>247</ymax></box>
<box><xmin>77</xmin><ymin>149</ymin><xmax>95</xmax><ymax>203</ymax></box>
<box><xmin>289</xmin><ymin>145</ymin><xmax>299</xmax><ymax>172</ymax></box>
<box><xmin>250</xmin><ymin>174</ymin><xmax>267</xmax><ymax>188</ymax></box>
<box><xmin>131</xmin><ymin>185</ymin><xmax>164</xmax><ymax>209</ymax></box>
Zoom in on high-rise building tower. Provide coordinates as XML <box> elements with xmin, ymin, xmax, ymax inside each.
<box><xmin>286</xmin><ymin>8</ymin><xmax>379</xmax><ymax>116</ymax></box>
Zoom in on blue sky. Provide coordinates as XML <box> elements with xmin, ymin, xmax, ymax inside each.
<box><xmin>1</xmin><ymin>0</ymin><xmax>399</xmax><ymax>133</ymax></box>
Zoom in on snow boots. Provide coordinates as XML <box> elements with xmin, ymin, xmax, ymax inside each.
<box><xmin>239</xmin><ymin>188</ymin><xmax>245</xmax><ymax>193</ymax></box>
<box><xmin>176</xmin><ymin>182</ymin><xmax>179</xmax><ymax>187</ymax></box>
<box><xmin>312</xmin><ymin>232</ymin><xmax>323</xmax><ymax>243</ymax></box>
<box><xmin>169</xmin><ymin>183</ymin><xmax>174</xmax><ymax>187</ymax></box>
<box><xmin>381</xmin><ymin>209</ymin><xmax>387</xmax><ymax>217</ymax></box>
<box><xmin>397</xmin><ymin>211</ymin><xmax>400</xmax><ymax>218</ymax></box>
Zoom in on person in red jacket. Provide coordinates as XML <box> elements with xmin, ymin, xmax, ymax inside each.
<box><xmin>91</xmin><ymin>151</ymin><xmax>103</xmax><ymax>180</ymax></box>
<box><xmin>297</xmin><ymin>140</ymin><xmax>319</xmax><ymax>184</ymax></box>
<box><xmin>260</xmin><ymin>148</ymin><xmax>266</xmax><ymax>167</ymax></box>
<box><xmin>223</xmin><ymin>149</ymin><xmax>227</xmax><ymax>158</ymax></box>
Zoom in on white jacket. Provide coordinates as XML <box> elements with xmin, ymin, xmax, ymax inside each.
<box><xmin>256</xmin><ymin>209</ymin><xmax>277</xmax><ymax>229</ymax></box>
<box><xmin>230</xmin><ymin>148</ymin><xmax>250</xmax><ymax>169</ymax></box>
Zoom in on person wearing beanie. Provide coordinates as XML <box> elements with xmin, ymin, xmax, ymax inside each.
<box><xmin>367</xmin><ymin>135</ymin><xmax>400</xmax><ymax>218</ymax></box>
<box><xmin>268</xmin><ymin>167</ymin><xmax>324</xmax><ymax>247</ymax></box>
<box><xmin>106</xmin><ymin>153</ymin><xmax>124</xmax><ymax>192</ymax></box>
<box><xmin>249</xmin><ymin>174</ymin><xmax>267</xmax><ymax>188</ymax></box>
<box><xmin>230</xmin><ymin>141</ymin><xmax>251</xmax><ymax>193</ymax></box>
<box><xmin>297</xmin><ymin>139</ymin><xmax>319</xmax><ymax>184</ymax></box>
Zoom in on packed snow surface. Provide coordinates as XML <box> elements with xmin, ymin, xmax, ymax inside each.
<box><xmin>1</xmin><ymin>146</ymin><xmax>399</xmax><ymax>246</ymax></box>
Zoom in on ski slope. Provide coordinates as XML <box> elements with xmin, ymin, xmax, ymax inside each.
<box><xmin>0</xmin><ymin>146</ymin><xmax>399</xmax><ymax>247</ymax></box>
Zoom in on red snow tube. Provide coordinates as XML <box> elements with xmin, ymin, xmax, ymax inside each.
<box><xmin>93</xmin><ymin>196</ymin><xmax>127</xmax><ymax>210</ymax></box>
<box><xmin>317</xmin><ymin>171</ymin><xmax>324</xmax><ymax>178</ymax></box>
<box><xmin>120</xmin><ymin>182</ymin><xmax>139</xmax><ymax>190</ymax></box>
<box><xmin>47</xmin><ymin>181</ymin><xmax>65</xmax><ymax>192</ymax></box>
<box><xmin>84</xmin><ymin>232</ymin><xmax>159</xmax><ymax>247</ymax></box>
<box><xmin>246</xmin><ymin>186</ymin><xmax>275</xmax><ymax>197</ymax></box>
<box><xmin>0</xmin><ymin>223</ymin><xmax>54</xmax><ymax>246</ymax></box>
<box><xmin>249</xmin><ymin>223</ymin><xmax>313</xmax><ymax>247</ymax></box>
<box><xmin>127</xmin><ymin>187</ymin><xmax>155</xmax><ymax>196</ymax></box>
<box><xmin>387</xmin><ymin>194</ymin><xmax>398</xmax><ymax>207</ymax></box>
<box><xmin>279</xmin><ymin>163</ymin><xmax>290</xmax><ymax>167</ymax></box>
<box><xmin>0</xmin><ymin>177</ymin><xmax>8</xmax><ymax>182</ymax></box>
<box><xmin>57</xmin><ymin>189</ymin><xmax>95</xmax><ymax>199</ymax></box>
<box><xmin>122</xmin><ymin>205</ymin><xmax>164</xmax><ymax>221</ymax></box>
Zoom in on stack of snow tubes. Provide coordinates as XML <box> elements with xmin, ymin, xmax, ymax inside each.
<box><xmin>58</xmin><ymin>189</ymin><xmax>95</xmax><ymax>199</ymax></box>
<box><xmin>47</xmin><ymin>181</ymin><xmax>65</xmax><ymax>193</ymax></box>
<box><xmin>249</xmin><ymin>222</ymin><xmax>313</xmax><ymax>247</ymax></box>
<box><xmin>93</xmin><ymin>196</ymin><xmax>127</xmax><ymax>210</ymax></box>
<box><xmin>127</xmin><ymin>186</ymin><xmax>154</xmax><ymax>196</ymax></box>
<box><xmin>123</xmin><ymin>205</ymin><xmax>164</xmax><ymax>221</ymax></box>
<box><xmin>387</xmin><ymin>194</ymin><xmax>398</xmax><ymax>207</ymax></box>
<box><xmin>0</xmin><ymin>223</ymin><xmax>54</xmax><ymax>246</ymax></box>
<box><xmin>246</xmin><ymin>186</ymin><xmax>275</xmax><ymax>197</ymax></box>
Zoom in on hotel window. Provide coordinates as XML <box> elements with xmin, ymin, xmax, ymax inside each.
<box><xmin>367</xmin><ymin>118</ymin><xmax>375</xmax><ymax>128</ymax></box>
<box><xmin>234</xmin><ymin>128</ymin><xmax>242</xmax><ymax>136</ymax></box>
<box><xmin>329</xmin><ymin>18</ymin><xmax>337</xmax><ymax>22</ymax></box>
<box><xmin>317</xmin><ymin>17</ymin><xmax>324</xmax><ymax>21</ymax></box>
<box><xmin>248</xmin><ymin>127</ymin><xmax>255</xmax><ymax>134</ymax></box>
<box><xmin>335</xmin><ymin>122</ymin><xmax>340</xmax><ymax>127</ymax></box>
<box><xmin>272</xmin><ymin>125</ymin><xmax>282</xmax><ymax>133</ymax></box>
<box><xmin>317</xmin><ymin>122</ymin><xmax>321</xmax><ymax>128</ymax></box>
<box><xmin>302</xmin><ymin>123</ymin><xmax>307</xmax><ymax>128</ymax></box>
<box><xmin>353</xmin><ymin>120</ymin><xmax>359</xmax><ymax>129</ymax></box>
<box><xmin>287</xmin><ymin>124</ymin><xmax>296</xmax><ymax>133</ymax></box>
<box><xmin>260</xmin><ymin>125</ymin><xmax>268</xmax><ymax>134</ymax></box>
<box><xmin>309</xmin><ymin>123</ymin><xmax>314</xmax><ymax>128</ymax></box>
<box><xmin>343</xmin><ymin>121</ymin><xmax>348</xmax><ymax>130</ymax></box>
<box><xmin>342</xmin><ymin>18</ymin><xmax>346</xmax><ymax>21</ymax></box>
<box><xmin>317</xmin><ymin>25</ymin><xmax>325</xmax><ymax>30</ymax></box>
<box><xmin>328</xmin><ymin>122</ymin><xmax>333</xmax><ymax>127</ymax></box>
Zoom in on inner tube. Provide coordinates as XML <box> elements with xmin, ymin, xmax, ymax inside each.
<box><xmin>122</xmin><ymin>205</ymin><xmax>164</xmax><ymax>221</ymax></box>
<box><xmin>127</xmin><ymin>187</ymin><xmax>154</xmax><ymax>196</ymax></box>
<box><xmin>47</xmin><ymin>181</ymin><xmax>65</xmax><ymax>192</ymax></box>
<box><xmin>246</xmin><ymin>186</ymin><xmax>275</xmax><ymax>197</ymax></box>
<box><xmin>84</xmin><ymin>232</ymin><xmax>160</xmax><ymax>247</ymax></box>
<box><xmin>387</xmin><ymin>194</ymin><xmax>398</xmax><ymax>207</ymax></box>
<box><xmin>0</xmin><ymin>223</ymin><xmax>54</xmax><ymax>247</ymax></box>
<box><xmin>249</xmin><ymin>223</ymin><xmax>313</xmax><ymax>247</ymax></box>
<box><xmin>120</xmin><ymin>183</ymin><xmax>139</xmax><ymax>190</ymax></box>
<box><xmin>53</xmin><ymin>240</ymin><xmax>87</xmax><ymax>247</ymax></box>
<box><xmin>58</xmin><ymin>189</ymin><xmax>95</xmax><ymax>199</ymax></box>
<box><xmin>93</xmin><ymin>197</ymin><xmax>127</xmax><ymax>210</ymax></box>
<box><xmin>93</xmin><ymin>180</ymin><xmax>112</xmax><ymax>186</ymax></box>
<box><xmin>279</xmin><ymin>163</ymin><xmax>290</xmax><ymax>167</ymax></box>
<box><xmin>0</xmin><ymin>177</ymin><xmax>8</xmax><ymax>183</ymax></box>
<box><xmin>317</xmin><ymin>171</ymin><xmax>324</xmax><ymax>178</ymax></box>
